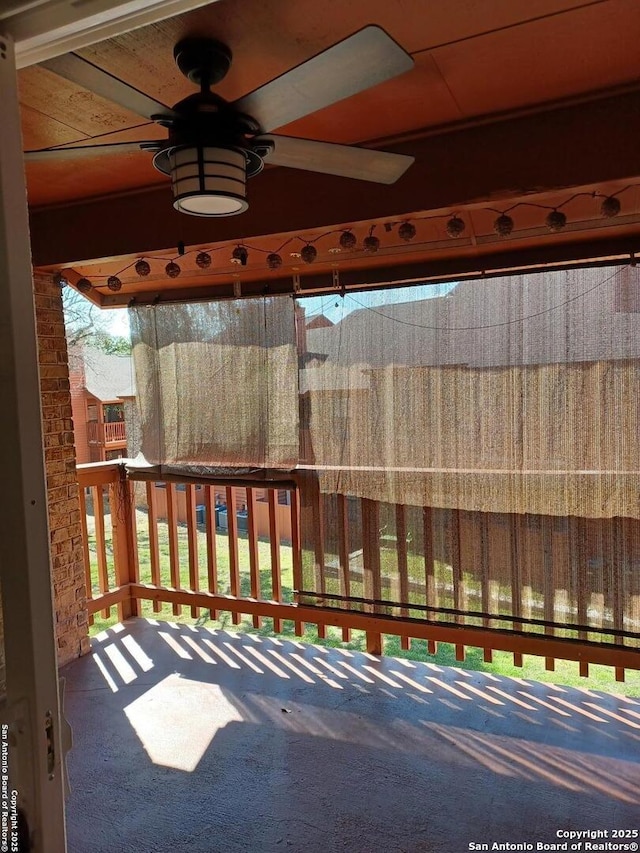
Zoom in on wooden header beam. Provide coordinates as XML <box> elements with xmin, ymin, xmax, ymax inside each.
<box><xmin>30</xmin><ymin>89</ymin><xmax>640</xmax><ymax>269</ymax></box>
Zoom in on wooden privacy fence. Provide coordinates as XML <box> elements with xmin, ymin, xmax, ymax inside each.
<box><xmin>77</xmin><ymin>462</ymin><xmax>640</xmax><ymax>680</ymax></box>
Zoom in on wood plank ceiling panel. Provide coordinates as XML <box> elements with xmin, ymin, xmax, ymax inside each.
<box><xmin>19</xmin><ymin>65</ymin><xmax>146</xmax><ymax>138</ymax></box>
<box><xmin>434</xmin><ymin>0</ymin><xmax>640</xmax><ymax>117</ymax></box>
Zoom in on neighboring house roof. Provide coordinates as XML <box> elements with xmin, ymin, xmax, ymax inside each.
<box><xmin>306</xmin><ymin>314</ymin><xmax>334</xmax><ymax>330</ymax></box>
<box><xmin>82</xmin><ymin>349</ymin><xmax>134</xmax><ymax>401</ymax></box>
<box><xmin>304</xmin><ymin>268</ymin><xmax>640</xmax><ymax>369</ymax></box>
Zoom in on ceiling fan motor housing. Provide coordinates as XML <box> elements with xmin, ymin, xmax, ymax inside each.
<box><xmin>152</xmin><ymin>89</ymin><xmax>271</xmax><ymax>179</ymax></box>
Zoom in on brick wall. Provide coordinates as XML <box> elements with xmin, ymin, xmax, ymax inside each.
<box><xmin>34</xmin><ymin>272</ymin><xmax>90</xmax><ymax>666</ymax></box>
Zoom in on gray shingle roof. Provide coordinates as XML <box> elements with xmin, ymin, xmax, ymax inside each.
<box><xmin>83</xmin><ymin>349</ymin><xmax>134</xmax><ymax>401</ymax></box>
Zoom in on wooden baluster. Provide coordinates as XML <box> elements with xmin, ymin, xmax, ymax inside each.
<box><xmin>396</xmin><ymin>504</ymin><xmax>410</xmax><ymax>651</ymax></box>
<box><xmin>146</xmin><ymin>482</ymin><xmax>162</xmax><ymax>612</ymax></box>
<box><xmin>479</xmin><ymin>513</ymin><xmax>492</xmax><ymax>663</ymax></box>
<box><xmin>362</xmin><ymin>498</ymin><xmax>382</xmax><ymax>656</ymax></box>
<box><xmin>226</xmin><ymin>486</ymin><xmax>241</xmax><ymax>625</ymax></box>
<box><xmin>337</xmin><ymin>493</ymin><xmax>351</xmax><ymax>643</ymax></box>
<box><xmin>542</xmin><ymin>515</ymin><xmax>555</xmax><ymax>672</ymax></box>
<box><xmin>186</xmin><ymin>484</ymin><xmax>199</xmax><ymax>618</ymax></box>
<box><xmin>290</xmin><ymin>486</ymin><xmax>304</xmax><ymax>637</ymax></box>
<box><xmin>129</xmin><ymin>481</ymin><xmax>140</xmax><ymax>590</ymax></box>
<box><xmin>247</xmin><ymin>488</ymin><xmax>261</xmax><ymax>628</ymax></box>
<box><xmin>451</xmin><ymin>509</ymin><xmax>465</xmax><ymax>662</ymax></box>
<box><xmin>204</xmin><ymin>485</ymin><xmax>219</xmax><ymax>620</ymax></box>
<box><xmin>613</xmin><ymin>516</ymin><xmax>626</xmax><ymax>683</ymax></box>
<box><xmin>166</xmin><ymin>483</ymin><xmax>181</xmax><ymax>616</ymax></box>
<box><xmin>424</xmin><ymin>506</ymin><xmax>437</xmax><ymax>656</ymax></box>
<box><xmin>94</xmin><ymin>485</ymin><xmax>110</xmax><ymax>618</ymax></box>
<box><xmin>510</xmin><ymin>513</ymin><xmax>523</xmax><ymax>668</ymax></box>
<box><xmin>268</xmin><ymin>490</ymin><xmax>283</xmax><ymax>633</ymax></box>
<box><xmin>312</xmin><ymin>479</ymin><xmax>326</xmax><ymax>640</ymax></box>
<box><xmin>78</xmin><ymin>485</ymin><xmax>93</xmax><ymax>626</ymax></box>
<box><xmin>571</xmin><ymin>516</ymin><xmax>589</xmax><ymax>677</ymax></box>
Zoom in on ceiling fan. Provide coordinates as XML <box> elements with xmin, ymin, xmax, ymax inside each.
<box><xmin>25</xmin><ymin>26</ymin><xmax>415</xmax><ymax>217</ymax></box>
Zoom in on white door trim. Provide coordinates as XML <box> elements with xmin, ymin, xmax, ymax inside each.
<box><xmin>2</xmin><ymin>0</ymin><xmax>222</xmax><ymax>68</ymax></box>
<box><xmin>0</xmin><ymin>31</ymin><xmax>67</xmax><ymax>852</ymax></box>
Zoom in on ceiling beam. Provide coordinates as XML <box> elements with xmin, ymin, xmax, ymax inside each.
<box><xmin>96</xmin><ymin>232</ymin><xmax>640</xmax><ymax>307</ymax></box>
<box><xmin>2</xmin><ymin>0</ymin><xmax>221</xmax><ymax>68</ymax></box>
<box><xmin>30</xmin><ymin>88</ymin><xmax>640</xmax><ymax>268</ymax></box>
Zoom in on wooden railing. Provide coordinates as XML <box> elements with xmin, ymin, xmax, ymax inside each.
<box><xmin>86</xmin><ymin>421</ymin><xmax>127</xmax><ymax>445</ymax></box>
<box><xmin>77</xmin><ymin>462</ymin><xmax>640</xmax><ymax>680</ymax></box>
<box><xmin>104</xmin><ymin>421</ymin><xmax>126</xmax><ymax>444</ymax></box>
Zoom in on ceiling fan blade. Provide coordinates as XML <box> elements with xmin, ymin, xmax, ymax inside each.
<box><xmin>234</xmin><ymin>26</ymin><xmax>414</xmax><ymax>133</ymax></box>
<box><xmin>24</xmin><ymin>141</ymin><xmax>160</xmax><ymax>161</ymax></box>
<box><xmin>41</xmin><ymin>53</ymin><xmax>177</xmax><ymax>122</ymax></box>
<box><xmin>261</xmin><ymin>135</ymin><xmax>414</xmax><ymax>184</ymax></box>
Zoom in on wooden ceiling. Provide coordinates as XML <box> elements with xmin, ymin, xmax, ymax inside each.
<box><xmin>20</xmin><ymin>0</ymin><xmax>640</xmax><ymax>303</ymax></box>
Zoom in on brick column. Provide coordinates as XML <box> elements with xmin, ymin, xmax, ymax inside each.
<box><xmin>33</xmin><ymin>271</ymin><xmax>90</xmax><ymax>666</ymax></box>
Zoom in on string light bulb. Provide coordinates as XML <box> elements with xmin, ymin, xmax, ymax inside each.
<box><xmin>196</xmin><ymin>251</ymin><xmax>212</xmax><ymax>269</ymax></box>
<box><xmin>300</xmin><ymin>244</ymin><xmax>317</xmax><ymax>264</ymax></box>
<box><xmin>339</xmin><ymin>230</ymin><xmax>357</xmax><ymax>250</ymax></box>
<box><xmin>135</xmin><ymin>259</ymin><xmax>151</xmax><ymax>277</ymax></box>
<box><xmin>231</xmin><ymin>245</ymin><xmax>248</xmax><ymax>266</ymax></box>
<box><xmin>446</xmin><ymin>215</ymin><xmax>465</xmax><ymax>238</ymax></box>
<box><xmin>165</xmin><ymin>261</ymin><xmax>181</xmax><ymax>278</ymax></box>
<box><xmin>545</xmin><ymin>210</ymin><xmax>567</xmax><ymax>232</ymax></box>
<box><xmin>107</xmin><ymin>276</ymin><xmax>122</xmax><ymax>292</ymax></box>
<box><xmin>363</xmin><ymin>226</ymin><xmax>380</xmax><ymax>253</ymax></box>
<box><xmin>398</xmin><ymin>221</ymin><xmax>417</xmax><ymax>242</ymax></box>
<box><xmin>76</xmin><ymin>278</ymin><xmax>92</xmax><ymax>293</ymax></box>
<box><xmin>601</xmin><ymin>196</ymin><xmax>621</xmax><ymax>218</ymax></box>
<box><xmin>52</xmin><ymin>271</ymin><xmax>67</xmax><ymax>287</ymax></box>
<box><xmin>494</xmin><ymin>214</ymin><xmax>514</xmax><ymax>237</ymax></box>
<box><xmin>267</xmin><ymin>252</ymin><xmax>283</xmax><ymax>270</ymax></box>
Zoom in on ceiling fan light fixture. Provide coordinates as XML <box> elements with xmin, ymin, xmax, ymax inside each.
<box><xmin>156</xmin><ymin>146</ymin><xmax>249</xmax><ymax>217</ymax></box>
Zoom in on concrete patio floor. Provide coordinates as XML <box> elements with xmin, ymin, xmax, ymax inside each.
<box><xmin>62</xmin><ymin>619</ymin><xmax>640</xmax><ymax>853</ymax></box>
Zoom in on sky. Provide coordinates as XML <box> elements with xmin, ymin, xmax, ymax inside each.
<box><xmin>99</xmin><ymin>281</ymin><xmax>457</xmax><ymax>338</ymax></box>
<box><xmin>103</xmin><ymin>307</ymin><xmax>131</xmax><ymax>337</ymax></box>
<box><xmin>300</xmin><ymin>281</ymin><xmax>457</xmax><ymax>324</ymax></box>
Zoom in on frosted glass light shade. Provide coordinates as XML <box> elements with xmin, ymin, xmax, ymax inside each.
<box><xmin>169</xmin><ymin>146</ymin><xmax>248</xmax><ymax>216</ymax></box>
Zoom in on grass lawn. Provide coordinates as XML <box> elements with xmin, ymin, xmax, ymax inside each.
<box><xmin>86</xmin><ymin>508</ymin><xmax>640</xmax><ymax>697</ymax></box>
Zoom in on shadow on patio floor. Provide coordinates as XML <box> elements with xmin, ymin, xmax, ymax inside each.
<box><xmin>62</xmin><ymin>619</ymin><xmax>640</xmax><ymax>853</ymax></box>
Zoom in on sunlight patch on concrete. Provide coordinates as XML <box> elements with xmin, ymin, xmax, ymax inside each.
<box><xmin>124</xmin><ymin>674</ymin><xmax>242</xmax><ymax>771</ymax></box>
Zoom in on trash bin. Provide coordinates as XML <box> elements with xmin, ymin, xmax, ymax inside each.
<box><xmin>195</xmin><ymin>505</ymin><xmax>206</xmax><ymax>525</ymax></box>
<box><xmin>236</xmin><ymin>510</ymin><xmax>248</xmax><ymax>532</ymax></box>
<box><xmin>217</xmin><ymin>508</ymin><xmax>228</xmax><ymax>531</ymax></box>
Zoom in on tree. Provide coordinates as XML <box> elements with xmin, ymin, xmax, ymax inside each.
<box><xmin>62</xmin><ymin>286</ymin><xmax>130</xmax><ymax>354</ymax></box>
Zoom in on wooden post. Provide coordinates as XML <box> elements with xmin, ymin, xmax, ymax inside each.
<box><xmin>110</xmin><ymin>466</ymin><xmax>139</xmax><ymax>621</ymax></box>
